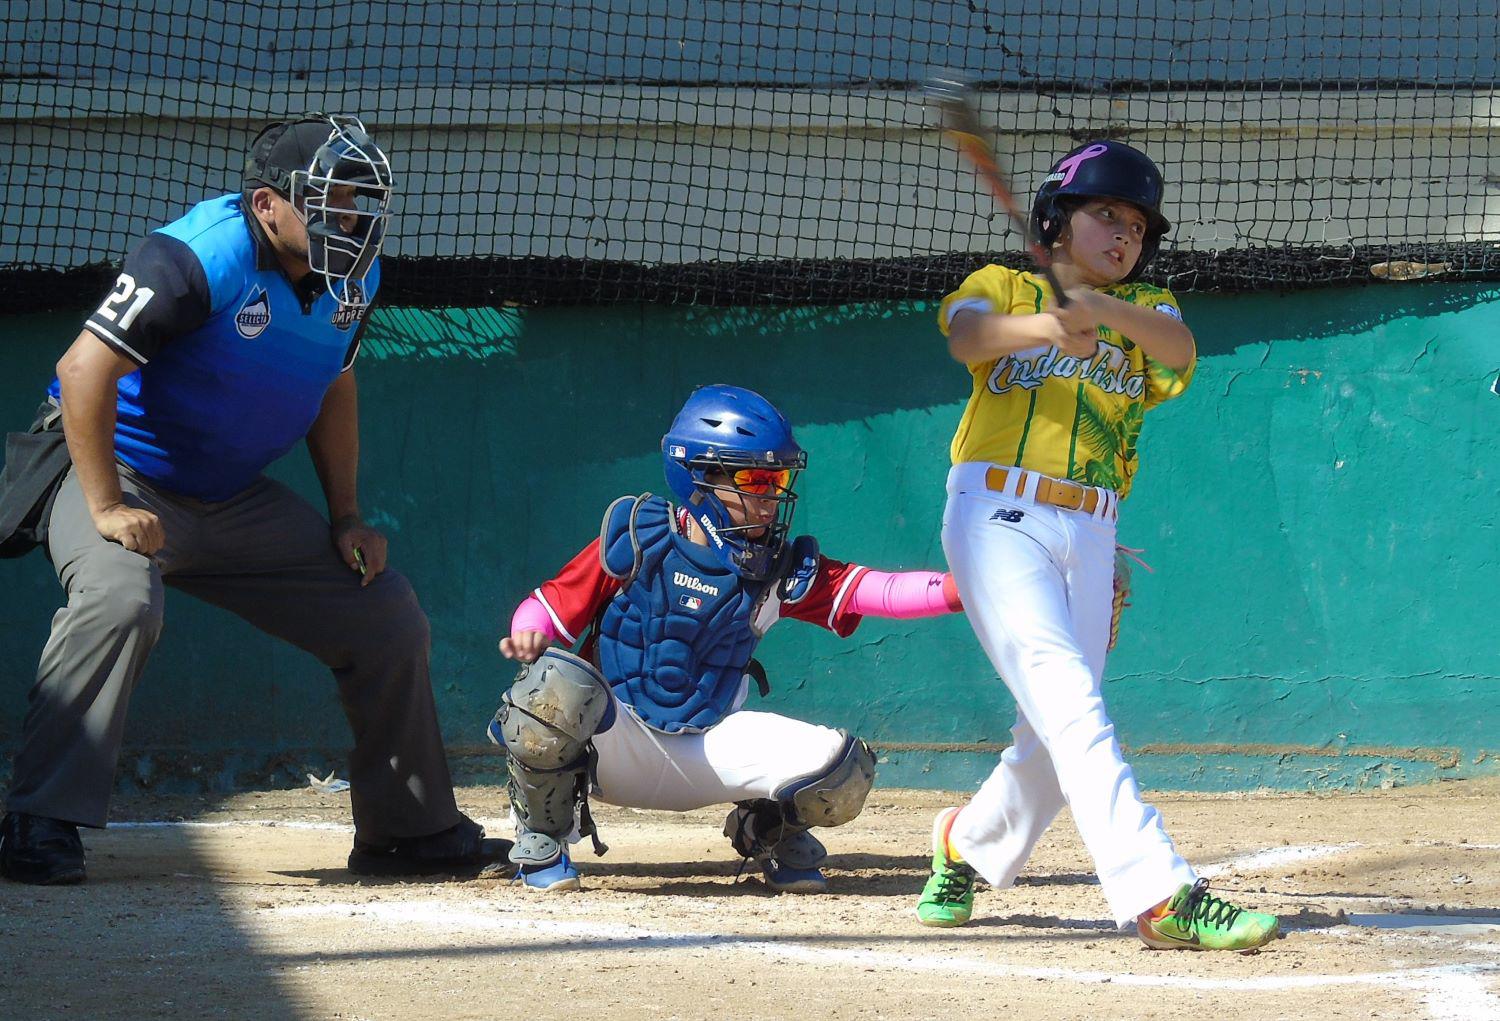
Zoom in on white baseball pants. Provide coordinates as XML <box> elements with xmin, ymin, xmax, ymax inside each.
<box><xmin>591</xmin><ymin>691</ymin><xmax>850</xmax><ymax>812</ymax></box>
<box><xmin>941</xmin><ymin>462</ymin><xmax>1196</xmax><ymax>926</ymax></box>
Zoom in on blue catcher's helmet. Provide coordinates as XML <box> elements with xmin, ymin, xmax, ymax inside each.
<box><xmin>662</xmin><ymin>384</ymin><xmax>808</xmax><ymax>580</ymax></box>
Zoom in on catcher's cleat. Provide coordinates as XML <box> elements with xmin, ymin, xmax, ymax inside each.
<box><xmin>347</xmin><ymin>814</ymin><xmax>515</xmax><ymax>879</ymax></box>
<box><xmin>518</xmin><ymin>852</ymin><xmax>581</xmax><ymax>892</ymax></box>
<box><xmin>916</xmin><ymin>806</ymin><xmax>975</xmax><ymax>927</ymax></box>
<box><xmin>723</xmin><ymin>800</ymin><xmax>831</xmax><ymax>894</ymax></box>
<box><xmin>1137</xmin><ymin>879</ymin><xmax>1279</xmax><ymax>952</ymax></box>
<box><xmin>761</xmin><ymin>857</ymin><xmax>828</xmax><ymax>894</ymax></box>
<box><xmin>0</xmin><ymin>811</ymin><xmax>86</xmax><ymax>886</ymax></box>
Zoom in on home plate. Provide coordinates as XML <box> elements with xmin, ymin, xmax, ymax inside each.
<box><xmin>1347</xmin><ymin>914</ymin><xmax>1500</xmax><ymax>937</ymax></box>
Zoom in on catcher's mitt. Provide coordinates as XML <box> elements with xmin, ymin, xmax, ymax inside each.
<box><xmin>1109</xmin><ymin>545</ymin><xmax>1153</xmax><ymax>652</ymax></box>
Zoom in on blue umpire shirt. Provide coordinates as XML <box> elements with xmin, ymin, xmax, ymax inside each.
<box><xmin>47</xmin><ymin>193</ymin><xmax>377</xmax><ymax>502</ymax></box>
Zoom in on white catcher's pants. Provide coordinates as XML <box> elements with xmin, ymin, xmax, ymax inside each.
<box><xmin>942</xmin><ymin>462</ymin><xmax>1196</xmax><ymax>926</ymax></box>
<box><xmin>591</xmin><ymin>688</ymin><xmax>850</xmax><ymax>812</ymax></box>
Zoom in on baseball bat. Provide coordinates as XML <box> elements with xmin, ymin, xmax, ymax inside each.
<box><xmin>925</xmin><ymin>74</ymin><xmax>1071</xmax><ymax>307</ymax></box>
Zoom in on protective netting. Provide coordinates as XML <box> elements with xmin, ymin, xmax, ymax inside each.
<box><xmin>2</xmin><ymin>1</ymin><xmax>1497</xmax><ymax>311</ymax></box>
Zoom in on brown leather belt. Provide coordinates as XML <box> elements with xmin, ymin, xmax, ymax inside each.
<box><xmin>985</xmin><ymin>465</ymin><xmax>1103</xmax><ymax>515</ymax></box>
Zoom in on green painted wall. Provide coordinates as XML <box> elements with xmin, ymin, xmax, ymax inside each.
<box><xmin>1</xmin><ymin>284</ymin><xmax>1497</xmax><ymax>792</ymax></box>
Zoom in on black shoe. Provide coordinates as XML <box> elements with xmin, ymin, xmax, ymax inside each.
<box><xmin>0</xmin><ymin>811</ymin><xmax>87</xmax><ymax>885</ymax></box>
<box><xmin>347</xmin><ymin>814</ymin><xmax>515</xmax><ymax>879</ymax></box>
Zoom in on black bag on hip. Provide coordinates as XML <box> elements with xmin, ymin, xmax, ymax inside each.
<box><xmin>0</xmin><ymin>400</ymin><xmax>71</xmax><ymax>559</ymax></box>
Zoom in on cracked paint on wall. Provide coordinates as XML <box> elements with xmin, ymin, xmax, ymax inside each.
<box><xmin>0</xmin><ymin>282</ymin><xmax>1496</xmax><ymax>791</ymax></box>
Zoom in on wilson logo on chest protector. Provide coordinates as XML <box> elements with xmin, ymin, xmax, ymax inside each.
<box><xmin>673</xmin><ymin>572</ymin><xmax>720</xmax><ymax>597</ymax></box>
<box><xmin>234</xmin><ymin>287</ymin><xmax>271</xmax><ymax>339</ymax></box>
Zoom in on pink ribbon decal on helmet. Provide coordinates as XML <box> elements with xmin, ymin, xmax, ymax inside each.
<box><xmin>1053</xmin><ymin>143</ymin><xmax>1110</xmax><ymax>188</ymax></box>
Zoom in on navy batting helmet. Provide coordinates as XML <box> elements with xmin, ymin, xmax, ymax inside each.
<box><xmin>662</xmin><ymin>385</ymin><xmax>807</xmax><ymax>580</ymax></box>
<box><xmin>1030</xmin><ymin>140</ymin><xmax>1170</xmax><ymax>282</ymax></box>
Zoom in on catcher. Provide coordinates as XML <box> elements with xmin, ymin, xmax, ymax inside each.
<box><xmin>490</xmin><ymin>384</ymin><xmax>963</xmax><ymax>893</ymax></box>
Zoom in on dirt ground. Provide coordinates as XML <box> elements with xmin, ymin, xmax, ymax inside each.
<box><xmin>2</xmin><ymin>780</ymin><xmax>1499</xmax><ymax>1021</ymax></box>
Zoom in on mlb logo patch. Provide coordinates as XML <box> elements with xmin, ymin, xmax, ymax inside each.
<box><xmin>678</xmin><ymin>593</ymin><xmax>702</xmax><ymax>611</ymax></box>
<box><xmin>668</xmin><ymin>444</ymin><xmax>687</xmax><ymax>458</ymax></box>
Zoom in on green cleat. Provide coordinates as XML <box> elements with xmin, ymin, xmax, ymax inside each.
<box><xmin>1137</xmin><ymin>879</ymin><xmax>1280</xmax><ymax>952</ymax></box>
<box><xmin>916</xmin><ymin>807</ymin><xmax>976</xmax><ymax>928</ymax></box>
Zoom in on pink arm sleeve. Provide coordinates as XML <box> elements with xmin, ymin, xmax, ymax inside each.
<box><xmin>845</xmin><ymin>570</ymin><xmax>963</xmax><ymax>619</ymax></box>
<box><xmin>510</xmin><ymin>594</ymin><xmax>562</xmax><ymax>642</ymax></box>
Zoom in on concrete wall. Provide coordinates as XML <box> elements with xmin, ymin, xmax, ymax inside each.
<box><xmin>6</xmin><ymin>4</ymin><xmax>1499</xmax><ymax>275</ymax></box>
<box><xmin>8</xmin><ymin>1</ymin><xmax>1493</xmax><ymax>86</ymax></box>
<box><xmin>1</xmin><ymin>282</ymin><xmax>1497</xmax><ymax>792</ymax></box>
<box><xmin>5</xmin><ymin>86</ymin><xmax>1497</xmax><ymax>273</ymax></box>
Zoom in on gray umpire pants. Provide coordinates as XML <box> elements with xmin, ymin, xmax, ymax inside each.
<box><xmin>5</xmin><ymin>464</ymin><xmax>462</xmax><ymax>844</ymax></box>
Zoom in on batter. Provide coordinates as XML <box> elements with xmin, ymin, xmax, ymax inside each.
<box><xmin>916</xmin><ymin>140</ymin><xmax>1281</xmax><ymax>952</ymax></box>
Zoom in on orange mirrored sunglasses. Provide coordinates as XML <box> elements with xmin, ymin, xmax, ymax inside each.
<box><xmin>730</xmin><ymin>467</ymin><xmax>792</xmax><ymax>495</ymax></box>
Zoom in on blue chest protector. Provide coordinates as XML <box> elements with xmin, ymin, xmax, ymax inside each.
<box><xmin>594</xmin><ymin>495</ymin><xmax>769</xmax><ymax>734</ymax></box>
<box><xmin>49</xmin><ymin>195</ymin><xmax>377</xmax><ymax>502</ymax></box>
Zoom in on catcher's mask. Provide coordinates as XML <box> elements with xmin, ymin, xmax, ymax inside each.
<box><xmin>244</xmin><ymin>114</ymin><xmax>393</xmax><ymax>312</ymax></box>
<box><xmin>1029</xmin><ymin>139</ymin><xmax>1170</xmax><ymax>283</ymax></box>
<box><xmin>662</xmin><ymin>384</ymin><xmax>807</xmax><ymax>581</ymax></box>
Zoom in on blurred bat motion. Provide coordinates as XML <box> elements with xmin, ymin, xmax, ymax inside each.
<box><xmin>925</xmin><ymin>72</ymin><xmax>1071</xmax><ymax>307</ymax></box>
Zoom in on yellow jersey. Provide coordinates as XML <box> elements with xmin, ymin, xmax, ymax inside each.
<box><xmin>938</xmin><ymin>265</ymin><xmax>1194</xmax><ymax>499</ymax></box>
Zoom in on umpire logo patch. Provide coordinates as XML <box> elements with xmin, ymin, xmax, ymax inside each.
<box><xmin>332</xmin><ymin>283</ymin><xmax>366</xmax><ymax>330</ymax></box>
<box><xmin>235</xmin><ymin>287</ymin><xmax>271</xmax><ymax>339</ymax></box>
<box><xmin>990</xmin><ymin>508</ymin><xmax>1024</xmax><ymax>523</ymax></box>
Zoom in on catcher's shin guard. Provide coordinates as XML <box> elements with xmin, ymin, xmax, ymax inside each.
<box><xmin>491</xmin><ymin>649</ymin><xmax>612</xmax><ymax>867</ymax></box>
<box><xmin>775</xmin><ymin>732</ymin><xmax>876</xmax><ymax>829</ymax></box>
<box><xmin>723</xmin><ymin>732</ymin><xmax>876</xmax><ymax>875</ymax></box>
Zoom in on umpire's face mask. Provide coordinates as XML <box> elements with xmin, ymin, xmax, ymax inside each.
<box><xmin>289</xmin><ymin>118</ymin><xmax>394</xmax><ymax>312</ymax></box>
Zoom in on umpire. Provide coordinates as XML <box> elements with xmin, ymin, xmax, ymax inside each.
<box><xmin>0</xmin><ymin>115</ymin><xmax>509</xmax><ymax>884</ymax></box>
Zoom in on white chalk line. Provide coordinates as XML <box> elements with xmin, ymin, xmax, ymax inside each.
<box><xmin>268</xmin><ymin>899</ymin><xmax>1500</xmax><ymax>1010</ymax></box>
<box><xmin>96</xmin><ymin>828</ymin><xmax>1460</xmax><ymax>923</ymax></box>
<box><xmin>1322</xmin><ymin>927</ymin><xmax>1500</xmax><ymax>1020</ymax></box>
<box><xmin>111</xmin><ymin>820</ymin><xmax>355</xmax><ymax>832</ymax></box>
<box><xmin>105</xmin><ymin>830</ymin><xmax>1498</xmax><ymax>865</ymax></box>
<box><xmin>96</xmin><ymin>826</ymin><xmax>1500</xmax><ymax>1016</ymax></box>
<box><xmin>111</xmin><ymin>824</ymin><xmax>1363</xmax><ymax>872</ymax></box>
<box><xmin>1197</xmin><ymin>839</ymin><xmax>1500</xmax><ymax>883</ymax></box>
<box><xmin>1199</xmin><ymin>842</ymin><xmax>1362</xmax><ymax>878</ymax></box>
<box><xmin>107</xmin><ymin>815</ymin><xmax>510</xmax><ymax>833</ymax></box>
